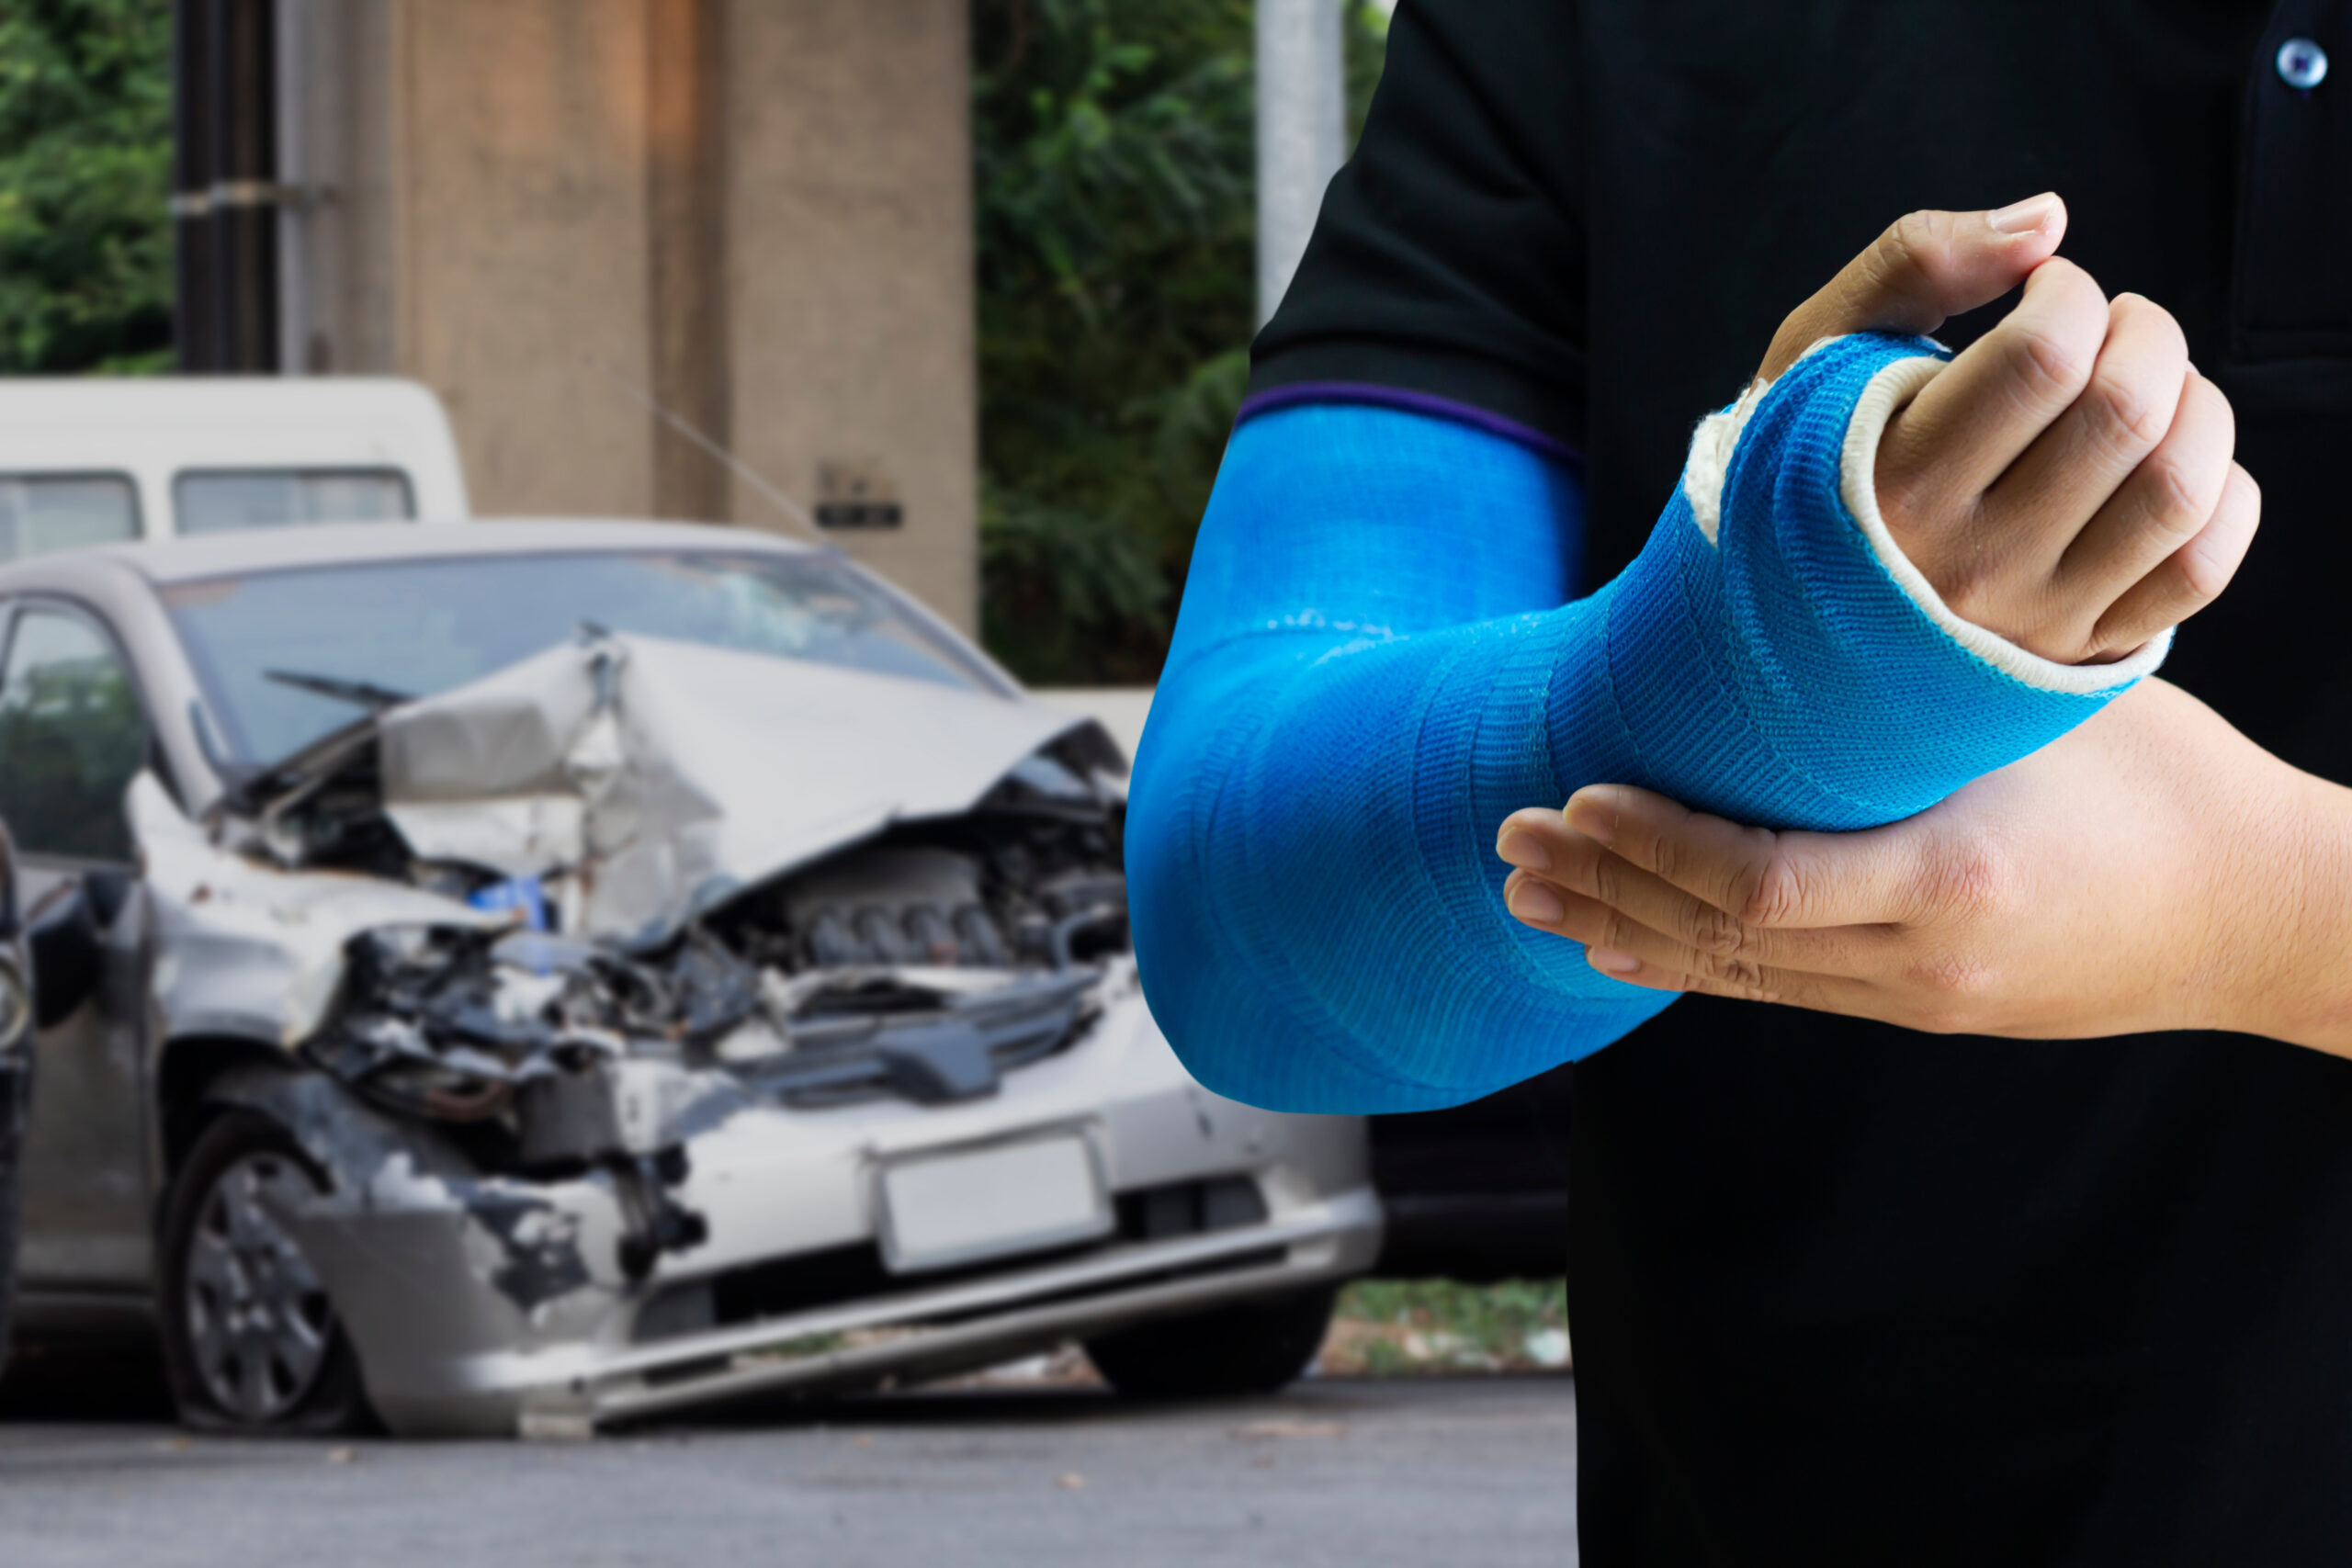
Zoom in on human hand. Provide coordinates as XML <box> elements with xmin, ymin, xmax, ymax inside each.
<box><xmin>1756</xmin><ymin>195</ymin><xmax>2259</xmax><ymax>664</ymax></box>
<box><xmin>1492</xmin><ymin>681</ymin><xmax>2352</xmax><ymax>1054</ymax></box>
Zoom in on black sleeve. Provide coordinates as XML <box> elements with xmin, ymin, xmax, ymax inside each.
<box><xmin>1250</xmin><ymin>0</ymin><xmax>1588</xmax><ymax>450</ymax></box>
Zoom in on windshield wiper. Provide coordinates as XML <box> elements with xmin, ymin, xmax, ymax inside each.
<box><xmin>263</xmin><ymin>669</ymin><xmax>414</xmax><ymax>711</ymax></box>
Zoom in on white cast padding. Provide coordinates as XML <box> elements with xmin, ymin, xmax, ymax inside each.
<box><xmin>1837</xmin><ymin>355</ymin><xmax>2170</xmax><ymax>694</ymax></box>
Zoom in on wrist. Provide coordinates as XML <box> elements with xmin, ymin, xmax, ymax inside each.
<box><xmin>2236</xmin><ymin>767</ymin><xmax>2352</xmax><ymax>1055</ymax></box>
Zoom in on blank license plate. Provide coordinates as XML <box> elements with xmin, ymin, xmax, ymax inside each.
<box><xmin>878</xmin><ymin>1134</ymin><xmax>1112</xmax><ymax>1274</ymax></box>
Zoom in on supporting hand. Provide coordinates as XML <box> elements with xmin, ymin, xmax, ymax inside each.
<box><xmin>1493</xmin><ymin>681</ymin><xmax>2352</xmax><ymax>1055</ymax></box>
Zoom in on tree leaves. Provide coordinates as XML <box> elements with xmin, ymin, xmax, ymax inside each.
<box><xmin>0</xmin><ymin>0</ymin><xmax>172</xmax><ymax>375</ymax></box>
<box><xmin>974</xmin><ymin>0</ymin><xmax>1385</xmax><ymax>685</ymax></box>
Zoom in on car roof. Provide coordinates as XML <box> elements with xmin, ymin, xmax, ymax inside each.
<box><xmin>0</xmin><ymin>518</ymin><xmax>823</xmax><ymax>591</ymax></box>
<box><xmin>0</xmin><ymin>376</ymin><xmax>447</xmax><ymax>431</ymax></box>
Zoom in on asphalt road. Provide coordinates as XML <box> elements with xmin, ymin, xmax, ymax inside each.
<box><xmin>0</xmin><ymin>1373</ymin><xmax>1575</xmax><ymax>1568</ymax></box>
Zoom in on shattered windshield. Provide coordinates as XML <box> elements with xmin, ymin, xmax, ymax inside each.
<box><xmin>161</xmin><ymin>548</ymin><xmax>997</xmax><ymax>763</ymax></box>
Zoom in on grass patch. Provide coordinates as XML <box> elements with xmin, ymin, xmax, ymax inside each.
<box><xmin>1319</xmin><ymin>1278</ymin><xmax>1569</xmax><ymax>1376</ymax></box>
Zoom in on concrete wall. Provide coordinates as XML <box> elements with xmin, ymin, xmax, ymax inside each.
<box><xmin>723</xmin><ymin>0</ymin><xmax>978</xmax><ymax>629</ymax></box>
<box><xmin>286</xmin><ymin>0</ymin><xmax>979</xmax><ymax>632</ymax></box>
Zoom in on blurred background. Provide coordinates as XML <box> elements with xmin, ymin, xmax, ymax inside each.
<box><xmin>0</xmin><ymin>0</ymin><xmax>1387</xmax><ymax>680</ymax></box>
<box><xmin>0</xmin><ymin>0</ymin><xmax>1567</xmax><ymax>1407</ymax></box>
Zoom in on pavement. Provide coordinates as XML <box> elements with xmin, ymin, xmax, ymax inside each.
<box><xmin>0</xmin><ymin>1371</ymin><xmax>1575</xmax><ymax>1568</ymax></box>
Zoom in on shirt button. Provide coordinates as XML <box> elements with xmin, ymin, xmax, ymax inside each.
<box><xmin>2278</xmin><ymin>37</ymin><xmax>2329</xmax><ymax>90</ymax></box>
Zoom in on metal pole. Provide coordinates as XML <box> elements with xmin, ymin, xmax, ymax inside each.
<box><xmin>275</xmin><ymin>0</ymin><xmax>308</xmax><ymax>374</ymax></box>
<box><xmin>1254</xmin><ymin>0</ymin><xmax>1346</xmax><ymax>327</ymax></box>
<box><xmin>170</xmin><ymin>0</ymin><xmax>215</xmax><ymax>370</ymax></box>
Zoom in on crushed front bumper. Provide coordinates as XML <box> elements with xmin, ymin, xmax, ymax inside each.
<box><xmin>220</xmin><ymin>978</ymin><xmax>1377</xmax><ymax>1437</ymax></box>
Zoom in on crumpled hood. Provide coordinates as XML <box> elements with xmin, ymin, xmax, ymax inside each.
<box><xmin>371</xmin><ymin>633</ymin><xmax>1112</xmax><ymax>945</ymax></box>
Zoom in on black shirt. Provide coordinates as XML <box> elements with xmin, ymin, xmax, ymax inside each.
<box><xmin>1255</xmin><ymin>2</ymin><xmax>2352</xmax><ymax>1561</ymax></box>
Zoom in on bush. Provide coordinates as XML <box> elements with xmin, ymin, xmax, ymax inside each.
<box><xmin>0</xmin><ymin>0</ymin><xmax>173</xmax><ymax>375</ymax></box>
<box><xmin>973</xmin><ymin>0</ymin><xmax>1385</xmax><ymax>685</ymax></box>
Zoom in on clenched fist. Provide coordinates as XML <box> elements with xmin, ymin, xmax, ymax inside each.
<box><xmin>1757</xmin><ymin>194</ymin><xmax>2259</xmax><ymax>664</ymax></box>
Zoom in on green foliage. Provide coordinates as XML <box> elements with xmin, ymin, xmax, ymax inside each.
<box><xmin>1331</xmin><ymin>1277</ymin><xmax>1569</xmax><ymax>1376</ymax></box>
<box><xmin>0</xmin><ymin>0</ymin><xmax>172</xmax><ymax>375</ymax></box>
<box><xmin>973</xmin><ymin>0</ymin><xmax>1385</xmax><ymax>685</ymax></box>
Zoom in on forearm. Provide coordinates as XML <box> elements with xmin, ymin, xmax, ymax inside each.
<box><xmin>1134</xmin><ymin>340</ymin><xmax>2162</xmax><ymax>1112</ymax></box>
<box><xmin>2221</xmin><ymin>723</ymin><xmax>2352</xmax><ymax>1055</ymax></box>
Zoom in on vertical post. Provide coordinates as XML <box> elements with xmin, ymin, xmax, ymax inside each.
<box><xmin>171</xmin><ymin>0</ymin><xmax>215</xmax><ymax>369</ymax></box>
<box><xmin>173</xmin><ymin>0</ymin><xmax>280</xmax><ymax>372</ymax></box>
<box><xmin>213</xmin><ymin>0</ymin><xmax>279</xmax><ymax>371</ymax></box>
<box><xmin>1254</xmin><ymin>0</ymin><xmax>1345</xmax><ymax>328</ymax></box>
<box><xmin>647</xmin><ymin>0</ymin><xmax>733</xmax><ymax>522</ymax></box>
<box><xmin>275</xmin><ymin>0</ymin><xmax>309</xmax><ymax>374</ymax></box>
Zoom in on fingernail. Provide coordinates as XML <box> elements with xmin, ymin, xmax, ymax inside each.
<box><xmin>1564</xmin><ymin>793</ymin><xmax>1615</xmax><ymax>845</ymax></box>
<box><xmin>1588</xmin><ymin>947</ymin><xmax>1640</xmax><ymax>976</ymax></box>
<box><xmin>1987</xmin><ymin>192</ymin><xmax>2058</xmax><ymax>235</ymax></box>
<box><xmin>1496</xmin><ymin>830</ymin><xmax>1550</xmax><ymax>872</ymax></box>
<box><xmin>1508</xmin><ymin>881</ymin><xmax>1564</xmax><ymax>924</ymax></box>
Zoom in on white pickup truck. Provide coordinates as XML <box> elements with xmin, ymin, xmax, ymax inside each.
<box><xmin>0</xmin><ymin>378</ymin><xmax>469</xmax><ymax>560</ymax></box>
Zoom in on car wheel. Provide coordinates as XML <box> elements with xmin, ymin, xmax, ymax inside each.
<box><xmin>157</xmin><ymin>1111</ymin><xmax>373</xmax><ymax>1434</ymax></box>
<box><xmin>1082</xmin><ymin>1285</ymin><xmax>1340</xmax><ymax>1400</ymax></box>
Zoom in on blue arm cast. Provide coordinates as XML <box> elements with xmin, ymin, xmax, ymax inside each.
<box><xmin>1127</xmin><ymin>334</ymin><xmax>2163</xmax><ymax>1113</ymax></box>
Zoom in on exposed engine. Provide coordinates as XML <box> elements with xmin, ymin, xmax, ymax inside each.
<box><xmin>175</xmin><ymin>632</ymin><xmax>1136</xmax><ymax>1280</ymax></box>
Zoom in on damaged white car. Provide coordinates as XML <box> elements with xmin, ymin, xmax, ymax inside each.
<box><xmin>0</xmin><ymin>523</ymin><xmax>1377</xmax><ymax>1436</ymax></box>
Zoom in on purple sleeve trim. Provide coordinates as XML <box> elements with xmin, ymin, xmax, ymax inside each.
<box><xmin>1235</xmin><ymin>381</ymin><xmax>1585</xmax><ymax>467</ymax></box>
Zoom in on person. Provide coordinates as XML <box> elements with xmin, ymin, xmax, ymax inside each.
<box><xmin>1128</xmin><ymin>2</ymin><xmax>2352</xmax><ymax>1560</ymax></box>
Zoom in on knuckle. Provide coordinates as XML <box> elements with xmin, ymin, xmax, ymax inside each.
<box><xmin>1687</xmin><ymin>902</ymin><xmax>1747</xmax><ymax>957</ymax></box>
<box><xmin>1735</xmin><ymin>845</ymin><xmax>1806</xmax><ymax>928</ymax></box>
<box><xmin>1919</xmin><ymin>839</ymin><xmax>2018</xmax><ymax>922</ymax></box>
<box><xmin>2145</xmin><ymin>446</ymin><xmax>2222</xmax><ymax>531</ymax></box>
<box><xmin>1697</xmin><ymin>948</ymin><xmax>1770</xmax><ymax>992</ymax></box>
<box><xmin>1883</xmin><ymin>210</ymin><xmax>1947</xmax><ymax>275</ymax></box>
<box><xmin>1587</xmin><ymin>851</ymin><xmax>1623</xmax><ymax>908</ymax></box>
<box><xmin>1901</xmin><ymin>954</ymin><xmax>2000</xmax><ymax>1033</ymax></box>
<box><xmin>2087</xmin><ymin>368</ymin><xmax>2172</xmax><ymax>452</ymax></box>
<box><xmin>1645</xmin><ymin>829</ymin><xmax>1688</xmax><ymax>890</ymax></box>
<box><xmin>2008</xmin><ymin>320</ymin><xmax>2092</xmax><ymax>403</ymax></box>
<box><xmin>2172</xmin><ymin>532</ymin><xmax>2234</xmax><ymax>606</ymax></box>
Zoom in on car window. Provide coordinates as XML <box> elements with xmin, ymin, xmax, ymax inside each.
<box><xmin>0</xmin><ymin>474</ymin><xmax>141</xmax><ymax>561</ymax></box>
<box><xmin>175</xmin><ymin>468</ymin><xmax>414</xmax><ymax>536</ymax></box>
<box><xmin>0</xmin><ymin>608</ymin><xmax>147</xmax><ymax>862</ymax></box>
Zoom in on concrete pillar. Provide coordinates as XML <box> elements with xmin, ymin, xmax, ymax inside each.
<box><xmin>277</xmin><ymin>0</ymin><xmax>981</xmax><ymax>633</ymax></box>
<box><xmin>724</xmin><ymin>0</ymin><xmax>979</xmax><ymax>632</ymax></box>
<box><xmin>645</xmin><ymin>0</ymin><xmax>731</xmax><ymax>524</ymax></box>
<box><xmin>1256</xmin><ymin>0</ymin><xmax>1346</xmax><ymax>326</ymax></box>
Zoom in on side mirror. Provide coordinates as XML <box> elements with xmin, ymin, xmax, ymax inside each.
<box><xmin>28</xmin><ymin>881</ymin><xmax>100</xmax><ymax>1031</ymax></box>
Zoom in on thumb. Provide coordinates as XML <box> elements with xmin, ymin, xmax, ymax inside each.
<box><xmin>1757</xmin><ymin>194</ymin><xmax>2067</xmax><ymax>380</ymax></box>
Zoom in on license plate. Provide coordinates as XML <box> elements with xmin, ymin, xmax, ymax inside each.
<box><xmin>877</xmin><ymin>1134</ymin><xmax>1111</xmax><ymax>1274</ymax></box>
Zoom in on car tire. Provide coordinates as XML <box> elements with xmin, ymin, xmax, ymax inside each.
<box><xmin>1082</xmin><ymin>1285</ymin><xmax>1340</xmax><ymax>1400</ymax></box>
<box><xmin>157</xmin><ymin>1111</ymin><xmax>374</xmax><ymax>1435</ymax></box>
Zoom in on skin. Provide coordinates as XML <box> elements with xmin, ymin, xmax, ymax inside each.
<box><xmin>1490</xmin><ymin>196</ymin><xmax>2347</xmax><ymax>1051</ymax></box>
<box><xmin>1753</xmin><ymin>194</ymin><xmax>2259</xmax><ymax>660</ymax></box>
<box><xmin>1495</xmin><ymin>681</ymin><xmax>2352</xmax><ymax>1056</ymax></box>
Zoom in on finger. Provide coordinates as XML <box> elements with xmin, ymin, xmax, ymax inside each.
<box><xmin>1976</xmin><ymin>293</ymin><xmax>2190</xmax><ymax>583</ymax></box>
<box><xmin>1876</xmin><ymin>257</ymin><xmax>2111</xmax><ymax>531</ymax></box>
<box><xmin>1501</xmin><ymin>829</ymin><xmax>1894</xmax><ymax>976</ymax></box>
<box><xmin>2055</xmin><ymin>370</ymin><xmax>2235</xmax><ymax>639</ymax></box>
<box><xmin>1548</xmin><ymin>786</ymin><xmax>1930</xmax><ymax>928</ymax></box>
<box><xmin>1758</xmin><ymin>195</ymin><xmax>2068</xmax><ymax>380</ymax></box>
<box><xmin>1502</xmin><ymin>868</ymin><xmax>1784</xmax><ymax>993</ymax></box>
<box><xmin>2089</xmin><ymin>461</ymin><xmax>2261</xmax><ymax>653</ymax></box>
<box><xmin>1564</xmin><ymin>924</ymin><xmax>1885</xmax><ymax>1018</ymax></box>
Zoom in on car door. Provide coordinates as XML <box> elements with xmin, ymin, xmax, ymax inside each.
<box><xmin>0</xmin><ymin>600</ymin><xmax>160</xmax><ymax>1292</ymax></box>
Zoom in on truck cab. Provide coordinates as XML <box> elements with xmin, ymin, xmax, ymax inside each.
<box><xmin>0</xmin><ymin>379</ymin><xmax>469</xmax><ymax>562</ymax></box>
